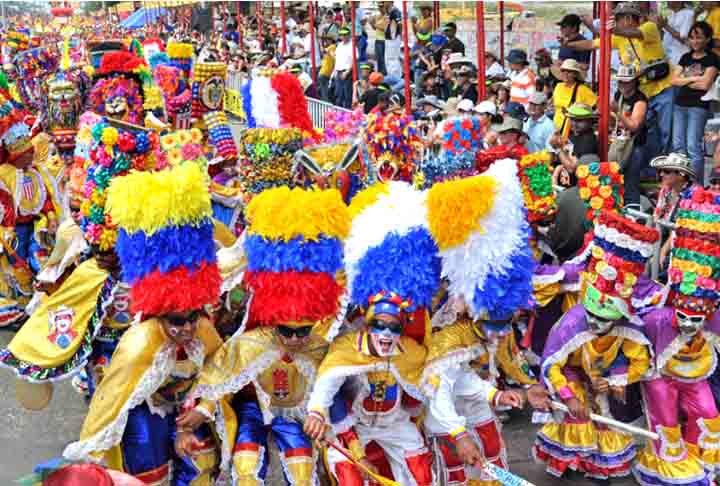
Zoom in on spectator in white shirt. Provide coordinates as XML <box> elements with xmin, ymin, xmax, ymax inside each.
<box><xmin>657</xmin><ymin>2</ymin><xmax>695</xmax><ymax>65</ymax></box>
<box><xmin>485</xmin><ymin>52</ymin><xmax>506</xmax><ymax>80</ymax></box>
<box><xmin>333</xmin><ymin>27</ymin><xmax>356</xmax><ymax>108</ymax></box>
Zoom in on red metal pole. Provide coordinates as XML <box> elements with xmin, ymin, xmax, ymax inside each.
<box><xmin>476</xmin><ymin>1</ymin><xmax>486</xmax><ymax>100</ymax></box>
<box><xmin>257</xmin><ymin>2</ymin><xmax>263</xmax><ymax>50</ymax></box>
<box><xmin>280</xmin><ymin>1</ymin><xmax>286</xmax><ymax>56</ymax></box>
<box><xmin>433</xmin><ymin>1</ymin><xmax>439</xmax><ymax>30</ymax></box>
<box><xmin>598</xmin><ymin>1</ymin><xmax>611</xmax><ymax>161</ymax></box>
<box><xmin>351</xmin><ymin>1</ymin><xmax>357</xmax><ymax>83</ymax></box>
<box><xmin>309</xmin><ymin>2</ymin><xmax>317</xmax><ymax>88</ymax></box>
<box><xmin>402</xmin><ymin>1</ymin><xmax>411</xmax><ymax>113</ymax></box>
<box><xmin>499</xmin><ymin>1</ymin><xmax>505</xmax><ymax>65</ymax></box>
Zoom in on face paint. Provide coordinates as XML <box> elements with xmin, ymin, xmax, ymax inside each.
<box><xmin>585</xmin><ymin>309</ymin><xmax>615</xmax><ymax>335</ymax></box>
<box><xmin>368</xmin><ymin>318</ymin><xmax>402</xmax><ymax>357</ymax></box>
<box><xmin>675</xmin><ymin>309</ymin><xmax>706</xmax><ymax>336</ymax></box>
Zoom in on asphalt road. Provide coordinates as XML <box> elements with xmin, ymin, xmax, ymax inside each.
<box><xmin>0</xmin><ymin>327</ymin><xmax>641</xmax><ymax>485</ymax></box>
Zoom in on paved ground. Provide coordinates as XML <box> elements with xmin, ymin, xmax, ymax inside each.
<box><xmin>0</xmin><ymin>329</ymin><xmax>637</xmax><ymax>485</ymax></box>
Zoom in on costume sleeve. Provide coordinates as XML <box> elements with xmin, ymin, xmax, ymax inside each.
<box><xmin>623</xmin><ymin>340</ymin><xmax>650</xmax><ymax>385</ymax></box>
<box><xmin>427</xmin><ymin>366</ymin><xmax>497</xmax><ymax>439</ymax></box>
<box><xmin>307</xmin><ymin>373</ymin><xmax>347</xmax><ymax>422</ymax></box>
<box><xmin>639</xmin><ymin>21</ymin><xmax>661</xmax><ymax>44</ymax></box>
<box><xmin>545</xmin><ymin>352</ymin><xmax>573</xmax><ymax>399</ymax></box>
<box><xmin>496</xmin><ymin>331</ymin><xmax>537</xmax><ymax>386</ymax></box>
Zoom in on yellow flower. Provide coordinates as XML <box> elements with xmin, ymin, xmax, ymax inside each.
<box><xmin>161</xmin><ymin>133</ymin><xmax>177</xmax><ymax>150</ymax></box>
<box><xmin>168</xmin><ymin>147</ymin><xmax>182</xmax><ymax>166</ymax></box>
<box><xmin>80</xmin><ymin>199</ymin><xmax>91</xmax><ymax>216</ymax></box>
<box><xmin>587</xmin><ymin>175</ymin><xmax>600</xmax><ymax>189</ymax></box>
<box><xmin>592</xmin><ymin>246</ymin><xmax>605</xmax><ymax>259</ymax></box>
<box><xmin>590</xmin><ymin>196</ymin><xmax>603</xmax><ymax>210</ymax></box>
<box><xmin>177</xmin><ymin>130</ymin><xmax>192</xmax><ymax>145</ymax></box>
<box><xmin>609</xmin><ymin>162</ymin><xmax>620</xmax><ymax>174</ymax></box>
<box><xmin>101</xmin><ymin>127</ymin><xmax>119</xmax><ymax>146</ymax></box>
<box><xmin>599</xmin><ymin>185</ymin><xmax>613</xmax><ymax>199</ymax></box>
<box><xmin>579</xmin><ymin>187</ymin><xmax>591</xmax><ymax>200</ymax></box>
<box><xmin>624</xmin><ymin>273</ymin><xmax>638</xmax><ymax>287</ymax></box>
<box><xmin>190</xmin><ymin>129</ymin><xmax>203</xmax><ymax>144</ymax></box>
<box><xmin>576</xmin><ymin>165</ymin><xmax>589</xmax><ymax>179</ymax></box>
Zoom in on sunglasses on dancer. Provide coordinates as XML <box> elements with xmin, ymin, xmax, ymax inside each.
<box><xmin>368</xmin><ymin>318</ymin><xmax>403</xmax><ymax>335</ymax></box>
<box><xmin>276</xmin><ymin>325</ymin><xmax>314</xmax><ymax>338</ymax></box>
<box><xmin>166</xmin><ymin>310</ymin><xmax>201</xmax><ymax>328</ymax></box>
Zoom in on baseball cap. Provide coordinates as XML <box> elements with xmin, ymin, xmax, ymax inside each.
<box><xmin>474</xmin><ymin>100</ymin><xmax>497</xmax><ymax>115</ymax></box>
<box><xmin>442</xmin><ymin>22</ymin><xmax>457</xmax><ymax>31</ymax></box>
<box><xmin>457</xmin><ymin>99</ymin><xmax>475</xmax><ymax>112</ymax></box>
<box><xmin>529</xmin><ymin>92</ymin><xmax>548</xmax><ymax>105</ymax></box>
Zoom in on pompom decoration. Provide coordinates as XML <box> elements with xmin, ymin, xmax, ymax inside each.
<box><xmin>79</xmin><ymin>119</ymin><xmax>159</xmax><ymax>250</ymax></box>
<box><xmin>577</xmin><ymin>161</ymin><xmax>623</xmax><ymax>229</ymax></box>
<box><xmin>237</xmin><ymin>128</ymin><xmax>303</xmax><ymax>197</ymax></box>
<box><xmin>668</xmin><ymin>186</ymin><xmax>720</xmax><ymax>315</ymax></box>
<box><xmin>323</xmin><ymin>108</ymin><xmax>364</xmax><ymax>144</ymax></box>
<box><xmin>87</xmin><ymin>76</ymin><xmax>145</xmax><ymax>125</ymax></box>
<box><xmin>106</xmin><ymin>163</ymin><xmax>221</xmax><ymax>316</ymax></box>
<box><xmin>242</xmin><ymin>187</ymin><xmax>350</xmax><ymax>330</ymax></box>
<box><xmin>204</xmin><ymin>111</ymin><xmax>238</xmax><ymax>160</ymax></box>
<box><xmin>582</xmin><ymin>210</ymin><xmax>659</xmax><ymax>320</ymax></box>
<box><xmin>517</xmin><ymin>151</ymin><xmax>557</xmax><ymax>223</ymax></box>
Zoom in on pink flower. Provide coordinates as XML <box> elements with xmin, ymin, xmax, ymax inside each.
<box><xmin>181</xmin><ymin>143</ymin><xmax>201</xmax><ymax>161</ymax></box>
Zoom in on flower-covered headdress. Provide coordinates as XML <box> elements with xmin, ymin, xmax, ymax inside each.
<box><xmin>87</xmin><ymin>51</ymin><xmax>151</xmax><ymax>125</ymax></box>
<box><xmin>517</xmin><ymin>151</ymin><xmax>557</xmax><ymax>224</ymax></box>
<box><xmin>105</xmin><ymin>162</ymin><xmax>221</xmax><ymax>316</ymax></box>
<box><xmin>242</xmin><ymin>186</ymin><xmax>350</xmax><ymax>336</ymax></box>
<box><xmin>79</xmin><ymin>120</ymin><xmax>160</xmax><ymax>250</ymax></box>
<box><xmin>668</xmin><ymin>186</ymin><xmax>720</xmax><ymax>316</ymax></box>
<box><xmin>364</xmin><ymin>112</ymin><xmax>420</xmax><ymax>182</ymax></box>
<box><xmin>237</xmin><ymin>127</ymin><xmax>303</xmax><ymax>198</ymax></box>
<box><xmin>577</xmin><ymin>161</ymin><xmax>624</xmax><ymax>229</ymax></box>
<box><xmin>581</xmin><ymin>210</ymin><xmax>659</xmax><ymax>321</ymax></box>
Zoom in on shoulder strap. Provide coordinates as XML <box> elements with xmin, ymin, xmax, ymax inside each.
<box><xmin>559</xmin><ymin>83</ymin><xmax>581</xmax><ymax>134</ymax></box>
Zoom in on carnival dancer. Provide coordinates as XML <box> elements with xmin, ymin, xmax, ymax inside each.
<box><xmin>304</xmin><ymin>181</ymin><xmax>438</xmax><ymax>486</ymax></box>
<box><xmin>363</xmin><ymin>109</ymin><xmax>421</xmax><ymax>183</ymax></box>
<box><xmin>421</xmin><ymin>159</ymin><xmax>537</xmax><ymax>486</ymax></box>
<box><xmin>475</xmin><ymin>118</ymin><xmax>529</xmax><ymax>174</ymax></box>
<box><xmin>633</xmin><ymin>186</ymin><xmax>720</xmax><ymax>486</ymax></box>
<box><xmin>533</xmin><ymin>210</ymin><xmax>659</xmax><ymax>482</ymax></box>
<box><xmin>63</xmin><ymin>160</ymin><xmax>224</xmax><ymax>486</ymax></box>
<box><xmin>182</xmin><ymin>186</ymin><xmax>350</xmax><ymax>486</ymax></box>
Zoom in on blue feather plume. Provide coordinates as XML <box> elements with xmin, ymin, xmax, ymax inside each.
<box><xmin>245</xmin><ymin>234</ymin><xmax>344</xmax><ymax>274</ymax></box>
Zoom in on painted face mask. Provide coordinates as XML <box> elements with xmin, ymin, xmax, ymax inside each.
<box><xmin>585</xmin><ymin>309</ymin><xmax>615</xmax><ymax>335</ymax></box>
<box><xmin>675</xmin><ymin>309</ymin><xmax>706</xmax><ymax>337</ymax></box>
<box><xmin>368</xmin><ymin>318</ymin><xmax>403</xmax><ymax>357</ymax></box>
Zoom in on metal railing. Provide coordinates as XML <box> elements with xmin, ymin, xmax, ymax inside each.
<box><xmin>225</xmin><ymin>70</ymin><xmax>245</xmax><ymax>120</ymax></box>
<box><xmin>306</xmin><ymin>97</ymin><xmax>351</xmax><ymax>129</ymax></box>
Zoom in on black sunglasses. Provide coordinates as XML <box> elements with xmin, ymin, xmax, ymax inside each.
<box><xmin>166</xmin><ymin>310</ymin><xmax>201</xmax><ymax>328</ymax></box>
<box><xmin>659</xmin><ymin>169</ymin><xmax>681</xmax><ymax>176</ymax></box>
<box><xmin>368</xmin><ymin>318</ymin><xmax>403</xmax><ymax>334</ymax></box>
<box><xmin>277</xmin><ymin>325</ymin><xmax>313</xmax><ymax>338</ymax></box>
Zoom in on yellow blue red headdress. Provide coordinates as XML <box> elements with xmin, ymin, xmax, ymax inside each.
<box><xmin>243</xmin><ymin>187</ymin><xmax>350</xmax><ymax>328</ymax></box>
<box><xmin>87</xmin><ymin>51</ymin><xmax>151</xmax><ymax>125</ymax></box>
<box><xmin>106</xmin><ymin>162</ymin><xmax>221</xmax><ymax>316</ymax></box>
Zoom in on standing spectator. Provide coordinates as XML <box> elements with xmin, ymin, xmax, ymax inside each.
<box><xmin>452</xmin><ymin>66</ymin><xmax>479</xmax><ymax>104</ymax></box>
<box><xmin>369</xmin><ymin>2</ymin><xmax>389</xmax><ymax>74</ymax></box>
<box><xmin>356</xmin><ymin>11</ymin><xmax>369</xmax><ymax>63</ymax></box>
<box><xmin>671</xmin><ymin>21</ymin><xmax>719</xmax><ymax>186</ymax></box>
<box><xmin>565</xmin><ymin>2</ymin><xmax>675</xmax><ymax>158</ymax></box>
<box><xmin>507</xmin><ymin>49</ymin><xmax>536</xmax><ymax>108</ymax></box>
<box><xmin>332</xmin><ymin>27</ymin><xmax>355</xmax><ymax>108</ymax></box>
<box><xmin>320</xmin><ymin>10</ymin><xmax>338</xmax><ymax>39</ymax></box>
<box><xmin>486</xmin><ymin>52</ymin><xmax>506</xmax><ymax>80</ymax></box>
<box><xmin>612</xmin><ymin>64</ymin><xmax>649</xmax><ymax>208</ymax></box>
<box><xmin>302</xmin><ymin>24</ymin><xmax>322</xmax><ymax>75</ymax></box>
<box><xmin>353</xmin><ymin>62</ymin><xmax>372</xmax><ymax>107</ymax></box>
<box><xmin>657</xmin><ymin>1</ymin><xmax>694</xmax><ymax>65</ymax></box>
<box><xmin>553</xmin><ymin>59</ymin><xmax>596</xmax><ymax>137</ymax></box>
<box><xmin>557</xmin><ymin>14</ymin><xmax>592</xmax><ymax>68</ymax></box>
<box><xmin>442</xmin><ymin>22</ymin><xmax>466</xmax><ymax>55</ymax></box>
<box><xmin>317</xmin><ymin>32</ymin><xmax>337</xmax><ymax>102</ymax></box>
<box><xmin>701</xmin><ymin>2</ymin><xmax>720</xmax><ymax>55</ymax></box>
<box><xmin>412</xmin><ymin>5</ymin><xmax>434</xmax><ymax>36</ymax></box>
<box><xmin>384</xmin><ymin>1</ymin><xmax>403</xmax><ymax>79</ymax></box>
<box><xmin>524</xmin><ymin>92</ymin><xmax>555</xmax><ymax>153</ymax></box>
<box><xmin>359</xmin><ymin>74</ymin><xmax>388</xmax><ymax>114</ymax></box>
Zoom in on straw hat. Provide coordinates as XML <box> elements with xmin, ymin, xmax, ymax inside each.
<box><xmin>613</xmin><ymin>63</ymin><xmax>641</xmax><ymax>82</ymax></box>
<box><xmin>650</xmin><ymin>152</ymin><xmax>696</xmax><ymax>180</ymax></box>
<box><xmin>558</xmin><ymin>58</ymin><xmax>586</xmax><ymax>81</ymax></box>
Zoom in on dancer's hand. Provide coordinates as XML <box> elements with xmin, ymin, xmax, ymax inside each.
<box><xmin>592</xmin><ymin>378</ymin><xmax>609</xmax><ymax>394</ymax></box>
<box><xmin>455</xmin><ymin>435</ymin><xmax>483</xmax><ymax>466</ymax></box>
<box><xmin>497</xmin><ymin>390</ymin><xmax>524</xmax><ymax>409</ymax></box>
<box><xmin>566</xmin><ymin>397</ymin><xmax>589</xmax><ymax>421</ymax></box>
<box><xmin>175</xmin><ymin>430</ymin><xmax>201</xmax><ymax>458</ymax></box>
<box><xmin>303</xmin><ymin>414</ymin><xmax>326</xmax><ymax>441</ymax></box>
<box><xmin>526</xmin><ymin>384</ymin><xmax>551</xmax><ymax>412</ymax></box>
<box><xmin>176</xmin><ymin>409</ymin><xmax>207</xmax><ymax>431</ymax></box>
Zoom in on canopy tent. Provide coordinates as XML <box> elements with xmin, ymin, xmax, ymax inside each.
<box><xmin>119</xmin><ymin>7</ymin><xmax>168</xmax><ymax>30</ymax></box>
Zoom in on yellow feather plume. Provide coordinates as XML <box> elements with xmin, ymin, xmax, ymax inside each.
<box><xmin>347</xmin><ymin>182</ymin><xmax>389</xmax><ymax>219</ymax></box>
<box><xmin>427</xmin><ymin>176</ymin><xmax>497</xmax><ymax>250</ymax></box>
<box><xmin>245</xmin><ymin>187</ymin><xmax>351</xmax><ymax>241</ymax></box>
<box><xmin>106</xmin><ymin>163</ymin><xmax>212</xmax><ymax>236</ymax></box>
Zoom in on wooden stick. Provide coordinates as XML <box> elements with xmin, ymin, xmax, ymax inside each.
<box><xmin>325</xmin><ymin>439</ymin><xmax>404</xmax><ymax>486</ymax></box>
<box><xmin>551</xmin><ymin>401</ymin><xmax>658</xmax><ymax>440</ymax></box>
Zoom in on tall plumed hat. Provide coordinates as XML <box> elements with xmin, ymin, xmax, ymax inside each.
<box><xmin>106</xmin><ymin>162</ymin><xmax>221</xmax><ymax>316</ymax></box>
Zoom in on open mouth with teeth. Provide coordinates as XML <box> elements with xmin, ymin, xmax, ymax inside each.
<box><xmin>377</xmin><ymin>336</ymin><xmax>395</xmax><ymax>354</ymax></box>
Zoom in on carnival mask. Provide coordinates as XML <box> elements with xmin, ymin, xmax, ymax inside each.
<box><xmin>105</xmin><ymin>95</ymin><xmax>128</xmax><ymax>119</ymax></box>
<box><xmin>377</xmin><ymin>157</ymin><xmax>399</xmax><ymax>182</ymax></box>
<box><xmin>49</xmin><ymin>80</ymin><xmax>79</xmax><ymax>112</ymax></box>
<box><xmin>368</xmin><ymin>317</ymin><xmax>403</xmax><ymax>357</ymax></box>
<box><xmin>675</xmin><ymin>309</ymin><xmax>706</xmax><ymax>337</ymax></box>
<box><xmin>201</xmin><ymin>76</ymin><xmax>225</xmax><ymax>111</ymax></box>
<box><xmin>585</xmin><ymin>310</ymin><xmax>615</xmax><ymax>335</ymax></box>
<box><xmin>582</xmin><ymin>283</ymin><xmax>624</xmax><ymax>324</ymax></box>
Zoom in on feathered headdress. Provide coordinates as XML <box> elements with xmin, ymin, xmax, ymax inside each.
<box><xmin>669</xmin><ymin>186</ymin><xmax>720</xmax><ymax>316</ymax></box>
<box><xmin>242</xmin><ymin>187</ymin><xmax>350</xmax><ymax>335</ymax></box>
<box><xmin>419</xmin><ymin>116</ymin><xmax>483</xmax><ymax>187</ymax></box>
<box><xmin>106</xmin><ymin>162</ymin><xmax>222</xmax><ymax>316</ymax></box>
<box><xmin>363</xmin><ymin>112</ymin><xmax>420</xmax><ymax>183</ymax></box>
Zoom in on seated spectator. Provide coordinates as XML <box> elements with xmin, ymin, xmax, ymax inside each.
<box><xmin>553</xmin><ymin>59</ymin><xmax>596</xmax><ymax>138</ymax></box>
<box><xmin>612</xmin><ymin>64</ymin><xmax>648</xmax><ymax>209</ymax></box>
<box><xmin>442</xmin><ymin>22</ymin><xmax>465</xmax><ymax>55</ymax></box>
<box><xmin>418</xmin><ymin>71</ymin><xmax>450</xmax><ymax>100</ymax></box>
<box><xmin>411</xmin><ymin>30</ymin><xmax>435</xmax><ymax>84</ymax></box>
<box><xmin>552</xmin><ymin>103</ymin><xmax>599</xmax><ymax>175</ymax></box>
<box><xmin>456</xmin><ymin>98</ymin><xmax>475</xmax><ymax>117</ymax></box>
<box><xmin>534</xmin><ymin>48</ymin><xmax>557</xmax><ymax>86</ymax></box>
<box><xmin>709</xmin><ymin>166</ymin><xmax>720</xmax><ymax>191</ymax></box>
<box><xmin>474</xmin><ymin>100</ymin><xmax>502</xmax><ymax>140</ymax></box>
<box><xmin>352</xmin><ymin>62</ymin><xmax>373</xmax><ymax>107</ymax></box>
<box><xmin>452</xmin><ymin>65</ymin><xmax>479</xmax><ymax>104</ymax></box>
<box><xmin>359</xmin><ymin>74</ymin><xmax>388</xmax><ymax>114</ymax></box>
<box><xmin>524</xmin><ymin>92</ymin><xmax>555</xmax><ymax>153</ymax></box>
<box><xmin>488</xmin><ymin>81</ymin><xmax>510</xmax><ymax>113</ymax></box>
<box><xmin>486</xmin><ymin>51</ymin><xmax>506</xmax><ymax>80</ymax></box>
<box><xmin>670</xmin><ymin>20</ymin><xmax>719</xmax><ymax>186</ymax></box>
<box><xmin>506</xmin><ymin>49</ymin><xmax>536</xmax><ymax>107</ymax></box>
<box><xmin>416</xmin><ymin>95</ymin><xmax>445</xmax><ymax>119</ymax></box>
<box><xmin>504</xmin><ymin>101</ymin><xmax>527</xmax><ymax>121</ymax></box>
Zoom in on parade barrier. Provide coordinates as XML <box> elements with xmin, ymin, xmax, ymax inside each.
<box><xmin>225</xmin><ymin>70</ymin><xmax>244</xmax><ymax>119</ymax></box>
<box><xmin>307</xmin><ymin>97</ymin><xmax>351</xmax><ymax>129</ymax></box>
